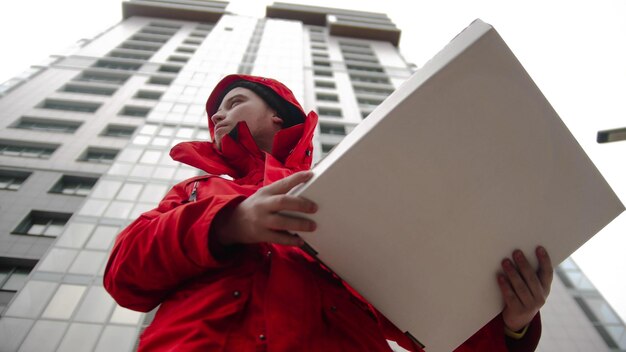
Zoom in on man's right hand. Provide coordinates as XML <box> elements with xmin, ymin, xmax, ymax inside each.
<box><xmin>215</xmin><ymin>171</ymin><xmax>318</xmax><ymax>247</ymax></box>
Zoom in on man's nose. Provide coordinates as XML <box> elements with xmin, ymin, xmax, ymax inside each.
<box><xmin>211</xmin><ymin>111</ymin><xmax>225</xmax><ymax>124</ymax></box>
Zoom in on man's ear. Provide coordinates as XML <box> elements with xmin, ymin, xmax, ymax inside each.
<box><xmin>271</xmin><ymin>114</ymin><xmax>284</xmax><ymax>126</ymax></box>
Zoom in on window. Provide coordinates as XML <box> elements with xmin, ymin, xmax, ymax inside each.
<box><xmin>339</xmin><ymin>41</ymin><xmax>371</xmax><ymax>49</ymax></box>
<box><xmin>340</xmin><ymin>48</ymin><xmax>375</xmax><ymax>56</ymax></box>
<box><xmin>349</xmin><ymin>74</ymin><xmax>390</xmax><ymax>84</ymax></box>
<box><xmin>183</xmin><ymin>39</ymin><xmax>201</xmax><ymax>45</ymax></box>
<box><xmin>13</xmin><ymin>211</ymin><xmax>72</xmax><ymax>237</ymax></box>
<box><xmin>357</xmin><ymin>97</ymin><xmax>385</xmax><ymax>106</ymax></box>
<box><xmin>0</xmin><ymin>141</ymin><xmax>57</xmax><ymax>159</ymax></box>
<box><xmin>139</xmin><ymin>28</ymin><xmax>176</xmax><ymax>36</ymax></box>
<box><xmin>50</xmin><ymin>175</ymin><xmax>97</xmax><ymax>196</ymax></box>
<box><xmin>176</xmin><ymin>47</ymin><xmax>196</xmax><ymax>54</ymax></box>
<box><xmin>119</xmin><ymin>43</ymin><xmax>159</xmax><ymax>52</ymax></box>
<box><xmin>344</xmin><ymin>55</ymin><xmax>379</xmax><ymax>64</ymax></box>
<box><xmin>353</xmin><ymin>85</ymin><xmax>394</xmax><ymax>95</ymax></box>
<box><xmin>311</xmin><ymin>45</ymin><xmax>327</xmax><ymax>51</ymax></box>
<box><xmin>148</xmin><ymin>76</ymin><xmax>173</xmax><ymax>86</ymax></box>
<box><xmin>39</xmin><ymin>99</ymin><xmax>101</xmax><ymax>113</ymax></box>
<box><xmin>101</xmin><ymin>125</ymin><xmax>136</xmax><ymax>138</ymax></box>
<box><xmin>320</xmin><ymin>124</ymin><xmax>346</xmax><ymax>136</ymax></box>
<box><xmin>107</xmin><ymin>50</ymin><xmax>152</xmax><ymax>60</ymax></box>
<box><xmin>167</xmin><ymin>56</ymin><xmax>189</xmax><ymax>63</ymax></box>
<box><xmin>158</xmin><ymin>65</ymin><xmax>181</xmax><ymax>74</ymax></box>
<box><xmin>80</xmin><ymin>147</ymin><xmax>118</xmax><ymax>164</ymax></box>
<box><xmin>119</xmin><ymin>106</ymin><xmax>150</xmax><ymax>117</ymax></box>
<box><xmin>189</xmin><ymin>32</ymin><xmax>208</xmax><ymax>38</ymax></box>
<box><xmin>61</xmin><ymin>83</ymin><xmax>117</xmax><ymax>96</ymax></box>
<box><xmin>75</xmin><ymin>71</ymin><xmax>130</xmax><ymax>84</ymax></box>
<box><xmin>93</xmin><ymin>60</ymin><xmax>142</xmax><ymax>71</ymax></box>
<box><xmin>316</xmin><ymin>93</ymin><xmax>339</xmax><ymax>102</ymax></box>
<box><xmin>12</xmin><ymin>117</ymin><xmax>81</xmax><ymax>133</ymax></box>
<box><xmin>597</xmin><ymin>127</ymin><xmax>626</xmax><ymax>143</ymax></box>
<box><xmin>313</xmin><ymin>60</ymin><xmax>331</xmax><ymax>67</ymax></box>
<box><xmin>347</xmin><ymin>64</ymin><xmax>384</xmax><ymax>73</ymax></box>
<box><xmin>321</xmin><ymin>143</ymin><xmax>336</xmax><ymax>153</ymax></box>
<box><xmin>196</xmin><ymin>24</ymin><xmax>213</xmax><ymax>31</ymax></box>
<box><xmin>135</xmin><ymin>90</ymin><xmax>163</xmax><ymax>100</ymax></box>
<box><xmin>149</xmin><ymin>22</ymin><xmax>182</xmax><ymax>30</ymax></box>
<box><xmin>314</xmin><ymin>70</ymin><xmax>333</xmax><ymax>77</ymax></box>
<box><xmin>318</xmin><ymin>107</ymin><xmax>342</xmax><ymax>118</ymax></box>
<box><xmin>130</xmin><ymin>35</ymin><xmax>168</xmax><ymax>44</ymax></box>
<box><xmin>315</xmin><ymin>80</ymin><xmax>336</xmax><ymax>89</ymax></box>
<box><xmin>0</xmin><ymin>170</ymin><xmax>30</xmax><ymax>191</ymax></box>
<box><xmin>0</xmin><ymin>266</ymin><xmax>31</xmax><ymax>292</ymax></box>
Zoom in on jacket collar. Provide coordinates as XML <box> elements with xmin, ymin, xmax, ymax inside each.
<box><xmin>170</xmin><ymin>111</ymin><xmax>318</xmax><ymax>182</ymax></box>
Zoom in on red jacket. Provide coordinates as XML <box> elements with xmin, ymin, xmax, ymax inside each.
<box><xmin>104</xmin><ymin>75</ymin><xmax>541</xmax><ymax>351</ymax></box>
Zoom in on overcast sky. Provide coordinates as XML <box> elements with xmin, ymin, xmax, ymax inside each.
<box><xmin>2</xmin><ymin>0</ymin><xmax>626</xmax><ymax>321</ymax></box>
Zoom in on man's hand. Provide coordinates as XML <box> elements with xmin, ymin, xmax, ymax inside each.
<box><xmin>216</xmin><ymin>171</ymin><xmax>318</xmax><ymax>247</ymax></box>
<box><xmin>498</xmin><ymin>246</ymin><xmax>553</xmax><ymax>332</ymax></box>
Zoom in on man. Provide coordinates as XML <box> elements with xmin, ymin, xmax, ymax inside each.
<box><xmin>104</xmin><ymin>74</ymin><xmax>553</xmax><ymax>351</ymax></box>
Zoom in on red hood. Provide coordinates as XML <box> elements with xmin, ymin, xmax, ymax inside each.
<box><xmin>170</xmin><ymin>75</ymin><xmax>317</xmax><ymax>180</ymax></box>
<box><xmin>170</xmin><ymin>111</ymin><xmax>317</xmax><ymax>180</ymax></box>
<box><xmin>204</xmin><ymin>74</ymin><xmax>308</xmax><ymax>141</ymax></box>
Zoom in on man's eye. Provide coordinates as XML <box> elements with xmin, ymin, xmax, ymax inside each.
<box><xmin>231</xmin><ymin>100</ymin><xmax>241</xmax><ymax>107</ymax></box>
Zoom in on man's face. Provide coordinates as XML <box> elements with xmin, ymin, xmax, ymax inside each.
<box><xmin>211</xmin><ymin>87</ymin><xmax>283</xmax><ymax>152</ymax></box>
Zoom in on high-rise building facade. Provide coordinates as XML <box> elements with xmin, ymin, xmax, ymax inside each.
<box><xmin>0</xmin><ymin>1</ymin><xmax>623</xmax><ymax>351</ymax></box>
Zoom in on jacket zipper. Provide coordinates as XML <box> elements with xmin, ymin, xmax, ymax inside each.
<box><xmin>188</xmin><ymin>181</ymin><xmax>199</xmax><ymax>202</ymax></box>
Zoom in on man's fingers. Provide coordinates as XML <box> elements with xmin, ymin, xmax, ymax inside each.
<box><xmin>536</xmin><ymin>246</ymin><xmax>554</xmax><ymax>290</ymax></box>
<box><xmin>262</xmin><ymin>171</ymin><xmax>313</xmax><ymax>195</ymax></box>
<box><xmin>502</xmin><ymin>258</ymin><xmax>534</xmax><ymax>307</ymax></box>
<box><xmin>266</xmin><ymin>213</ymin><xmax>317</xmax><ymax>233</ymax></box>
<box><xmin>497</xmin><ymin>274</ymin><xmax>520</xmax><ymax>308</ymax></box>
<box><xmin>512</xmin><ymin>250</ymin><xmax>545</xmax><ymax>301</ymax></box>
<box><xmin>266</xmin><ymin>194</ymin><xmax>317</xmax><ymax>213</ymax></box>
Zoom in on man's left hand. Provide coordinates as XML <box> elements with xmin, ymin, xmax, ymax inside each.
<box><xmin>498</xmin><ymin>246</ymin><xmax>553</xmax><ymax>332</ymax></box>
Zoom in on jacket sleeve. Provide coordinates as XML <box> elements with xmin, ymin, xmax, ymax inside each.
<box><xmin>454</xmin><ymin>313</ymin><xmax>542</xmax><ymax>352</ymax></box>
<box><xmin>103</xmin><ymin>179</ymin><xmax>245</xmax><ymax>312</ymax></box>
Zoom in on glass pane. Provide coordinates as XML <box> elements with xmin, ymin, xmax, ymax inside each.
<box><xmin>130</xmin><ymin>165</ymin><xmax>154</xmax><ymax>178</ymax></box>
<box><xmin>140</xmin><ymin>150</ymin><xmax>162</xmax><ymax>164</ymax></box>
<box><xmin>177</xmin><ymin>128</ymin><xmax>193</xmax><ymax>138</ymax></box>
<box><xmin>139</xmin><ymin>124</ymin><xmax>158</xmax><ymax>135</ymax></box>
<box><xmin>19</xmin><ymin>320</ymin><xmax>67</xmax><ymax>352</ymax></box>
<box><xmin>110</xmin><ymin>305</ymin><xmax>143</xmax><ymax>325</ymax></box>
<box><xmin>38</xmin><ymin>248</ymin><xmax>78</xmax><ymax>272</ymax></box>
<box><xmin>116</xmin><ymin>148</ymin><xmax>142</xmax><ymax>162</ymax></box>
<box><xmin>153</xmin><ymin>167</ymin><xmax>175</xmax><ymax>180</ymax></box>
<box><xmin>68</xmin><ymin>251</ymin><xmax>107</xmax><ymax>275</ymax></box>
<box><xmin>0</xmin><ymin>317</ymin><xmax>34</xmax><ymax>352</ymax></box>
<box><xmin>108</xmin><ymin>163</ymin><xmax>132</xmax><ymax>176</ymax></box>
<box><xmin>3</xmin><ymin>270</ymin><xmax>29</xmax><ymax>291</ymax></box>
<box><xmin>27</xmin><ymin>224</ymin><xmax>45</xmax><ymax>235</ymax></box>
<box><xmin>56</xmin><ymin>323</ymin><xmax>102</xmax><ymax>352</ymax></box>
<box><xmin>132</xmin><ymin>135</ymin><xmax>150</xmax><ymax>145</ymax></box>
<box><xmin>74</xmin><ymin>286</ymin><xmax>115</xmax><ymax>323</ymax></box>
<box><xmin>151</xmin><ymin>137</ymin><xmax>169</xmax><ymax>146</ymax></box>
<box><xmin>55</xmin><ymin>223</ymin><xmax>94</xmax><ymax>248</ymax></box>
<box><xmin>90</xmin><ymin>180</ymin><xmax>122</xmax><ymax>199</ymax></box>
<box><xmin>79</xmin><ymin>199</ymin><xmax>109</xmax><ymax>217</ymax></box>
<box><xmin>42</xmin><ymin>284</ymin><xmax>86</xmax><ymax>319</ymax></box>
<box><xmin>116</xmin><ymin>183</ymin><xmax>143</xmax><ymax>201</ymax></box>
<box><xmin>94</xmin><ymin>326</ymin><xmax>137</xmax><ymax>352</ymax></box>
<box><xmin>129</xmin><ymin>203</ymin><xmax>154</xmax><ymax>219</ymax></box>
<box><xmin>140</xmin><ymin>184</ymin><xmax>167</xmax><ymax>203</ymax></box>
<box><xmin>44</xmin><ymin>223</ymin><xmax>65</xmax><ymax>237</ymax></box>
<box><xmin>104</xmin><ymin>201</ymin><xmax>134</xmax><ymax>219</ymax></box>
<box><xmin>4</xmin><ymin>281</ymin><xmax>57</xmax><ymax>318</ymax></box>
<box><xmin>86</xmin><ymin>225</ymin><xmax>119</xmax><ymax>250</ymax></box>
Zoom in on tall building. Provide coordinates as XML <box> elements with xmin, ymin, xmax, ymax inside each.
<box><xmin>0</xmin><ymin>1</ymin><xmax>624</xmax><ymax>351</ymax></box>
